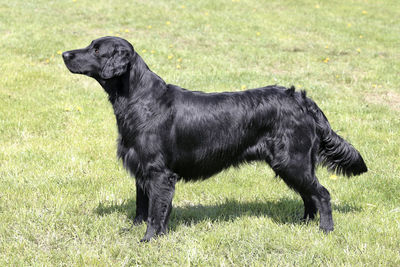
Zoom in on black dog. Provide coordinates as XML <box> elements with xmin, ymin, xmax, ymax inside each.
<box><xmin>63</xmin><ymin>36</ymin><xmax>367</xmax><ymax>242</ymax></box>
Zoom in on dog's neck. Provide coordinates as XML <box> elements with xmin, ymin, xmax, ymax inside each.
<box><xmin>99</xmin><ymin>53</ymin><xmax>166</xmax><ymax>105</ymax></box>
<box><xmin>98</xmin><ymin>73</ymin><xmax>129</xmax><ymax>102</ymax></box>
<box><xmin>98</xmin><ymin>53</ymin><xmax>169</xmax><ymax>140</ymax></box>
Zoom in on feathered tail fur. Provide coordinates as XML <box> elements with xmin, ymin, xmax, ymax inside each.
<box><xmin>300</xmin><ymin>89</ymin><xmax>368</xmax><ymax>176</ymax></box>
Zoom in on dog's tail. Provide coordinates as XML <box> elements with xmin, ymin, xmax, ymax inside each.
<box><xmin>297</xmin><ymin>88</ymin><xmax>368</xmax><ymax>176</ymax></box>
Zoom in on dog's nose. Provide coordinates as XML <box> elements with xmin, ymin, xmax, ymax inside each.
<box><xmin>62</xmin><ymin>51</ymin><xmax>74</xmax><ymax>61</ymax></box>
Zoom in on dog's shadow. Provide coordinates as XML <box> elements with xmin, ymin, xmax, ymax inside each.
<box><xmin>95</xmin><ymin>197</ymin><xmax>362</xmax><ymax>230</ymax></box>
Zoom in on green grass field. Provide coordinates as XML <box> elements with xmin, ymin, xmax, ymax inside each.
<box><xmin>1</xmin><ymin>0</ymin><xmax>399</xmax><ymax>265</ymax></box>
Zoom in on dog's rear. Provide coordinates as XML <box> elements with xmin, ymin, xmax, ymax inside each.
<box><xmin>295</xmin><ymin>88</ymin><xmax>368</xmax><ymax>176</ymax></box>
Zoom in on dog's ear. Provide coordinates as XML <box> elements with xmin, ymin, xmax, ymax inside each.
<box><xmin>100</xmin><ymin>47</ymin><xmax>130</xmax><ymax>79</ymax></box>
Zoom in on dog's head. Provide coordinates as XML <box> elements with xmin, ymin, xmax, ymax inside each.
<box><xmin>63</xmin><ymin>36</ymin><xmax>134</xmax><ymax>80</ymax></box>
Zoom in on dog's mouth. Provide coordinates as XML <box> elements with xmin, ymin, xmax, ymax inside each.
<box><xmin>63</xmin><ymin>59</ymin><xmax>94</xmax><ymax>77</ymax></box>
<box><xmin>65</xmin><ymin>66</ymin><xmax>92</xmax><ymax>77</ymax></box>
<box><xmin>62</xmin><ymin>59</ymin><xmax>79</xmax><ymax>74</ymax></box>
<box><xmin>62</xmin><ymin>51</ymin><xmax>85</xmax><ymax>75</ymax></box>
<box><xmin>64</xmin><ymin>64</ymin><xmax>81</xmax><ymax>74</ymax></box>
<box><xmin>62</xmin><ymin>52</ymin><xmax>99</xmax><ymax>78</ymax></box>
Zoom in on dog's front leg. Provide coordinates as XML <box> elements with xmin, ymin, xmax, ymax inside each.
<box><xmin>133</xmin><ymin>179</ymin><xmax>149</xmax><ymax>225</ymax></box>
<box><xmin>140</xmin><ymin>170</ymin><xmax>177</xmax><ymax>242</ymax></box>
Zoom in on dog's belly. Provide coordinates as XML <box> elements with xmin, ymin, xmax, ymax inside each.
<box><xmin>170</xmin><ymin>142</ymin><xmax>269</xmax><ymax>181</ymax></box>
<box><xmin>172</xmin><ymin>157</ymin><xmax>241</xmax><ymax>181</ymax></box>
<box><xmin>169</xmin><ymin>126</ymin><xmax>276</xmax><ymax>181</ymax></box>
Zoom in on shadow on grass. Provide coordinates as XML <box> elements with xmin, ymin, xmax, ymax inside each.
<box><xmin>95</xmin><ymin>197</ymin><xmax>362</xmax><ymax>229</ymax></box>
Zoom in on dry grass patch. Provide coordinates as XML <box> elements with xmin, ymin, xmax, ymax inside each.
<box><xmin>365</xmin><ymin>91</ymin><xmax>400</xmax><ymax>111</ymax></box>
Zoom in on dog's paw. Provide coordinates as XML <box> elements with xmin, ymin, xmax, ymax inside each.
<box><xmin>140</xmin><ymin>237</ymin><xmax>151</xmax><ymax>243</ymax></box>
<box><xmin>133</xmin><ymin>215</ymin><xmax>147</xmax><ymax>225</ymax></box>
<box><xmin>320</xmin><ymin>225</ymin><xmax>334</xmax><ymax>234</ymax></box>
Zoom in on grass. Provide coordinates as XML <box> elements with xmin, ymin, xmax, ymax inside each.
<box><xmin>1</xmin><ymin>0</ymin><xmax>399</xmax><ymax>265</ymax></box>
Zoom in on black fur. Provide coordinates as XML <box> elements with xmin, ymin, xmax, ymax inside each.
<box><xmin>63</xmin><ymin>36</ymin><xmax>367</xmax><ymax>242</ymax></box>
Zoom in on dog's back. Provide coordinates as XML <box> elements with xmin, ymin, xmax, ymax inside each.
<box><xmin>164</xmin><ymin>85</ymin><xmax>318</xmax><ymax>180</ymax></box>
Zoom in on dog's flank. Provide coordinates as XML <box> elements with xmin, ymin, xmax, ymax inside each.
<box><xmin>63</xmin><ymin>36</ymin><xmax>367</xmax><ymax>242</ymax></box>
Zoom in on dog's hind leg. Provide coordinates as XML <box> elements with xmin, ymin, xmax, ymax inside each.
<box><xmin>279</xmin><ymin>165</ymin><xmax>334</xmax><ymax>232</ymax></box>
<box><xmin>277</xmin><ymin>165</ymin><xmax>333</xmax><ymax>232</ymax></box>
<box><xmin>272</xmin><ymin>136</ymin><xmax>334</xmax><ymax>232</ymax></box>
<box><xmin>141</xmin><ymin>170</ymin><xmax>178</xmax><ymax>242</ymax></box>
<box><xmin>310</xmin><ymin>183</ymin><xmax>333</xmax><ymax>233</ymax></box>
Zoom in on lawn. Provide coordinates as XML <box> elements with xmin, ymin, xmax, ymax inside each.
<box><xmin>0</xmin><ymin>0</ymin><xmax>399</xmax><ymax>265</ymax></box>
